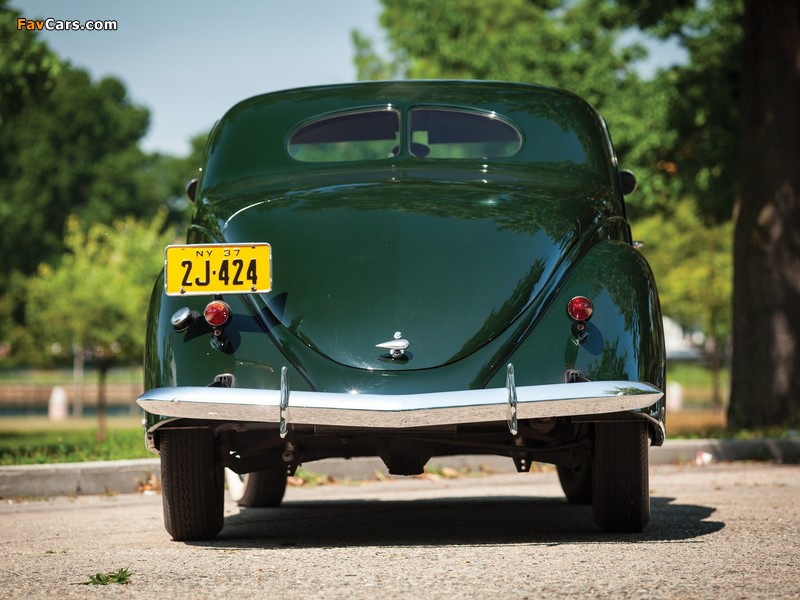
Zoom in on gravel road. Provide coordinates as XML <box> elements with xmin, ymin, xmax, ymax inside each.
<box><xmin>1</xmin><ymin>462</ymin><xmax>798</xmax><ymax>599</ymax></box>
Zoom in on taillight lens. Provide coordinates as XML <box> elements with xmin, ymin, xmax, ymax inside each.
<box><xmin>204</xmin><ymin>300</ymin><xmax>231</xmax><ymax>327</ymax></box>
<box><xmin>567</xmin><ymin>296</ymin><xmax>593</xmax><ymax>321</ymax></box>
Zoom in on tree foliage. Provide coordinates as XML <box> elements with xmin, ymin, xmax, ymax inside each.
<box><xmin>24</xmin><ymin>213</ymin><xmax>175</xmax><ymax>437</ymax></box>
<box><xmin>354</xmin><ymin>1</ymin><xmax>650</xmax><ymax>120</ymax></box>
<box><xmin>635</xmin><ymin>201</ymin><xmax>732</xmax><ymax>337</ymax></box>
<box><xmin>635</xmin><ymin>200</ymin><xmax>732</xmax><ymax>406</ymax></box>
<box><xmin>25</xmin><ymin>212</ymin><xmax>174</xmax><ymax>365</ymax></box>
<box><xmin>0</xmin><ymin>4</ymin><xmax>205</xmax><ymax>369</ymax></box>
<box><xmin>622</xmin><ymin>0</ymin><xmax>743</xmax><ymax>223</ymax></box>
<box><xmin>0</xmin><ymin>66</ymin><xmax>150</xmax><ymax>281</ymax></box>
<box><xmin>0</xmin><ymin>2</ymin><xmax>201</xmax><ymax>295</ymax></box>
<box><xmin>0</xmin><ymin>0</ymin><xmax>60</xmax><ymax>125</ymax></box>
<box><xmin>617</xmin><ymin>0</ymin><xmax>799</xmax><ymax>429</ymax></box>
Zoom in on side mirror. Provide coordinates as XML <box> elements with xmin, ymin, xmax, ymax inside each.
<box><xmin>620</xmin><ymin>170</ymin><xmax>637</xmax><ymax>196</ymax></box>
<box><xmin>185</xmin><ymin>178</ymin><xmax>198</xmax><ymax>203</ymax></box>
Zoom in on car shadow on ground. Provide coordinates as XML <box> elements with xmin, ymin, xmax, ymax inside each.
<box><xmin>191</xmin><ymin>495</ymin><xmax>724</xmax><ymax>549</ymax></box>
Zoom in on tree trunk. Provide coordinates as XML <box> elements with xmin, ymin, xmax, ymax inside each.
<box><xmin>96</xmin><ymin>363</ymin><xmax>108</xmax><ymax>443</ymax></box>
<box><xmin>709</xmin><ymin>333</ymin><xmax>721</xmax><ymax>410</ymax></box>
<box><xmin>730</xmin><ymin>0</ymin><xmax>800</xmax><ymax>428</ymax></box>
<box><xmin>72</xmin><ymin>345</ymin><xmax>84</xmax><ymax>418</ymax></box>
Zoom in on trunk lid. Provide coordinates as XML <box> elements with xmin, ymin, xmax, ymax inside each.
<box><xmin>221</xmin><ymin>177</ymin><xmax>596</xmax><ymax>370</ymax></box>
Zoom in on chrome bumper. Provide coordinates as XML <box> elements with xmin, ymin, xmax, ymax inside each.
<box><xmin>137</xmin><ymin>365</ymin><xmax>663</xmax><ymax>435</ymax></box>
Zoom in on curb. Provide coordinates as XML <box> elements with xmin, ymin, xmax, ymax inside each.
<box><xmin>0</xmin><ymin>458</ymin><xmax>160</xmax><ymax>498</ymax></box>
<box><xmin>1</xmin><ymin>439</ymin><xmax>798</xmax><ymax>499</ymax></box>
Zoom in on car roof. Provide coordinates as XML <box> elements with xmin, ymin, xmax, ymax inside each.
<box><xmin>200</xmin><ymin>80</ymin><xmax>614</xmax><ymax>191</ymax></box>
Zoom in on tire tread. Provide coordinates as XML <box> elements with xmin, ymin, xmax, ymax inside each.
<box><xmin>592</xmin><ymin>421</ymin><xmax>650</xmax><ymax>533</ymax></box>
<box><xmin>161</xmin><ymin>428</ymin><xmax>224</xmax><ymax>541</ymax></box>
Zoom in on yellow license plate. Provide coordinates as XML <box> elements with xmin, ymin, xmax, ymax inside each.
<box><xmin>164</xmin><ymin>244</ymin><xmax>272</xmax><ymax>296</ymax></box>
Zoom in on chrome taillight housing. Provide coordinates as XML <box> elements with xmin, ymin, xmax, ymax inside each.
<box><xmin>204</xmin><ymin>300</ymin><xmax>231</xmax><ymax>327</ymax></box>
<box><xmin>567</xmin><ymin>296</ymin><xmax>593</xmax><ymax>322</ymax></box>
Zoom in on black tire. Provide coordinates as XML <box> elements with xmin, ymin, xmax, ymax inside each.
<box><xmin>592</xmin><ymin>421</ymin><xmax>650</xmax><ymax>533</ymax></box>
<box><xmin>237</xmin><ymin>467</ymin><xmax>288</xmax><ymax>508</ymax></box>
<box><xmin>557</xmin><ymin>460</ymin><xmax>593</xmax><ymax>504</ymax></box>
<box><xmin>160</xmin><ymin>428</ymin><xmax>224</xmax><ymax>541</ymax></box>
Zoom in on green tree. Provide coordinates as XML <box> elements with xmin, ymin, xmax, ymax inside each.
<box><xmin>1</xmin><ymin>1</ymin><xmax>205</xmax><ymax>378</ymax></box>
<box><xmin>0</xmin><ymin>66</ymin><xmax>151</xmax><ymax>281</ymax></box>
<box><xmin>617</xmin><ymin>0</ymin><xmax>799</xmax><ymax>428</ymax></box>
<box><xmin>25</xmin><ymin>213</ymin><xmax>174</xmax><ymax>440</ymax></box>
<box><xmin>0</xmin><ymin>5</ymin><xmax>198</xmax><ymax>295</ymax></box>
<box><xmin>0</xmin><ymin>27</ymin><xmax>201</xmax><ymax>356</ymax></box>
<box><xmin>0</xmin><ymin>0</ymin><xmax>60</xmax><ymax>125</ymax></box>
<box><xmin>138</xmin><ymin>131</ymin><xmax>208</xmax><ymax>219</ymax></box>
<box><xmin>619</xmin><ymin>0</ymin><xmax>743</xmax><ymax>223</ymax></box>
<box><xmin>635</xmin><ymin>200</ymin><xmax>732</xmax><ymax>406</ymax></box>
<box><xmin>351</xmin><ymin>0</ymin><xmax>693</xmax><ymax>212</ymax></box>
<box><xmin>355</xmin><ymin>1</ymin><xmax>649</xmax><ymax>113</ymax></box>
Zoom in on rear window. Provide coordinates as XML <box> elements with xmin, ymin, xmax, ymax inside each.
<box><xmin>288</xmin><ymin>109</ymin><xmax>400</xmax><ymax>162</ymax></box>
<box><xmin>288</xmin><ymin>107</ymin><xmax>523</xmax><ymax>163</ymax></box>
<box><xmin>408</xmin><ymin>108</ymin><xmax>522</xmax><ymax>158</ymax></box>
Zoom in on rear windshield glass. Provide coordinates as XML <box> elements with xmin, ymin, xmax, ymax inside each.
<box><xmin>288</xmin><ymin>107</ymin><xmax>523</xmax><ymax>162</ymax></box>
<box><xmin>288</xmin><ymin>109</ymin><xmax>400</xmax><ymax>162</ymax></box>
<box><xmin>409</xmin><ymin>108</ymin><xmax>522</xmax><ymax>158</ymax></box>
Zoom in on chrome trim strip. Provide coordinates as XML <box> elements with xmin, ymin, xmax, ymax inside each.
<box><xmin>137</xmin><ymin>378</ymin><xmax>663</xmax><ymax>430</ymax></box>
<box><xmin>505</xmin><ymin>364</ymin><xmax>518</xmax><ymax>435</ymax></box>
<box><xmin>279</xmin><ymin>366</ymin><xmax>289</xmax><ymax>439</ymax></box>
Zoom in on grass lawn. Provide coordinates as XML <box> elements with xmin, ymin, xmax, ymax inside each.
<box><xmin>667</xmin><ymin>362</ymin><xmax>725</xmax><ymax>388</ymax></box>
<box><xmin>0</xmin><ymin>366</ymin><xmax>143</xmax><ymax>385</ymax></box>
<box><xmin>0</xmin><ymin>416</ymin><xmax>151</xmax><ymax>466</ymax></box>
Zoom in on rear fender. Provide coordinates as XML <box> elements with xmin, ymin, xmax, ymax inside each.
<box><xmin>491</xmin><ymin>239</ymin><xmax>666</xmax><ymax>424</ymax></box>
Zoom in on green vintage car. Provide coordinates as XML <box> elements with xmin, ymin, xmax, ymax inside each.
<box><xmin>138</xmin><ymin>80</ymin><xmax>665</xmax><ymax>541</ymax></box>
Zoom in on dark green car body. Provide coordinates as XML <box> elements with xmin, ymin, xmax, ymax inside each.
<box><xmin>138</xmin><ymin>81</ymin><xmax>665</xmax><ymax>540</ymax></box>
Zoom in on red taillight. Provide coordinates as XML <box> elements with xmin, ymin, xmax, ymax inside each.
<box><xmin>567</xmin><ymin>296</ymin><xmax>593</xmax><ymax>321</ymax></box>
<box><xmin>204</xmin><ymin>300</ymin><xmax>230</xmax><ymax>327</ymax></box>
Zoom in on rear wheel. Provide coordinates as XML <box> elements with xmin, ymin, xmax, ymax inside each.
<box><xmin>557</xmin><ymin>459</ymin><xmax>592</xmax><ymax>504</ymax></box>
<box><xmin>592</xmin><ymin>421</ymin><xmax>650</xmax><ymax>533</ymax></box>
<box><xmin>160</xmin><ymin>428</ymin><xmax>224</xmax><ymax>541</ymax></box>
<box><xmin>228</xmin><ymin>466</ymin><xmax>288</xmax><ymax>508</ymax></box>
